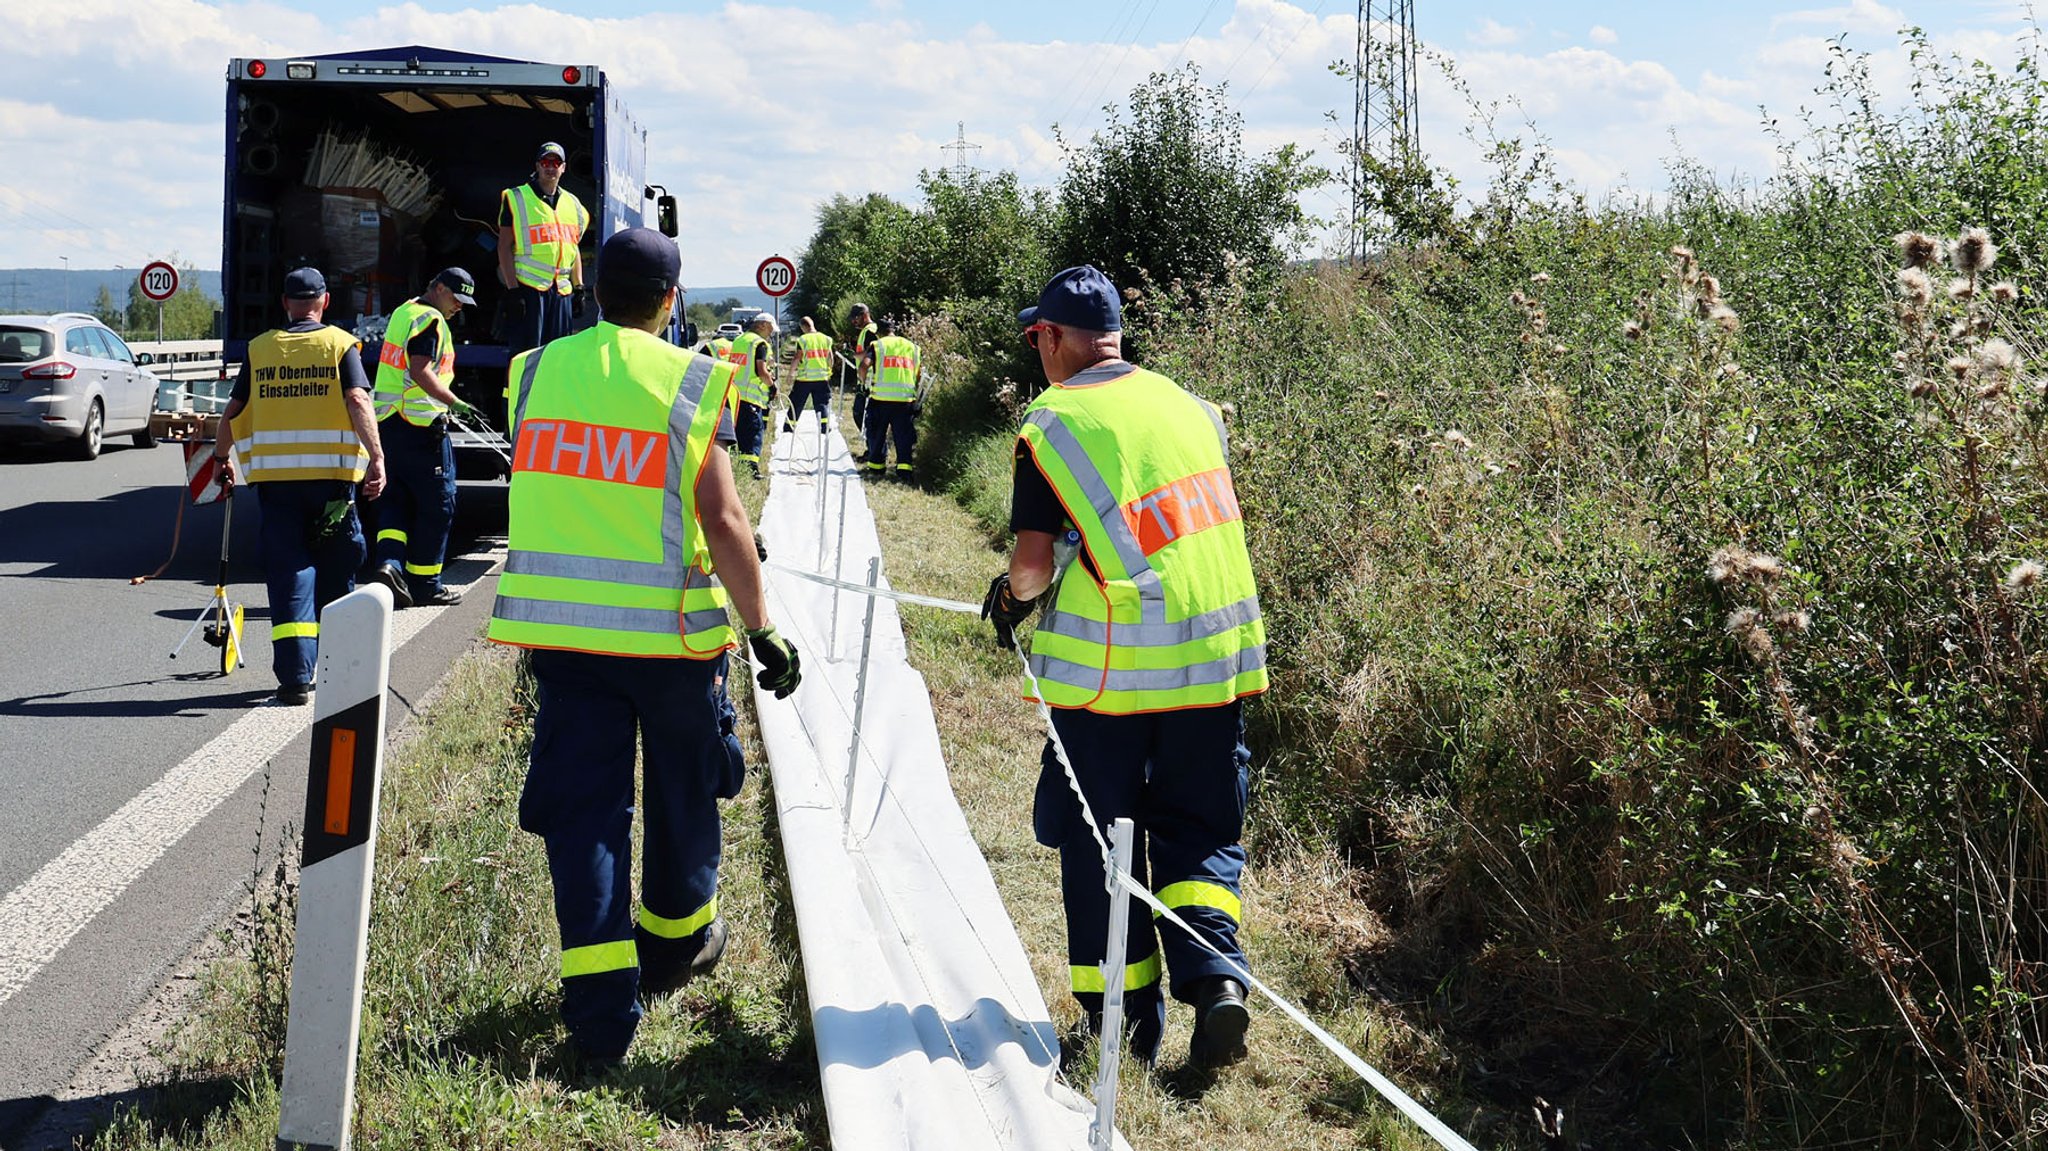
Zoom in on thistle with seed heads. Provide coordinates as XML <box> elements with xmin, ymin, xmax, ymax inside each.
<box><xmin>2007</xmin><ymin>560</ymin><xmax>2044</xmax><ymax>591</ymax></box>
<box><xmin>1895</xmin><ymin>231</ymin><xmax>1940</xmax><ymax>269</ymax></box>
<box><xmin>1952</xmin><ymin>226</ymin><xmax>1997</xmax><ymax>275</ymax></box>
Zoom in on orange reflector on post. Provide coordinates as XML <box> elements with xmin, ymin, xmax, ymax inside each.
<box><xmin>324</xmin><ymin>729</ymin><xmax>356</xmax><ymax>836</ymax></box>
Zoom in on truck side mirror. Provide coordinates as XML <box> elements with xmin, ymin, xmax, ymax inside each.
<box><xmin>682</xmin><ymin>321</ymin><xmax>699</xmax><ymax>347</ymax></box>
<box><xmin>657</xmin><ymin>195</ymin><xmax>678</xmax><ymax>237</ymax></box>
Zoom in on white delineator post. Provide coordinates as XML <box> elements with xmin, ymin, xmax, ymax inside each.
<box><xmin>277</xmin><ymin>583</ymin><xmax>394</xmax><ymax>1151</ymax></box>
<box><xmin>1091</xmin><ymin>818</ymin><xmax>1138</xmax><ymax>1151</ymax></box>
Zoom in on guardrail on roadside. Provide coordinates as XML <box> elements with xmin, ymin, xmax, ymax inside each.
<box><xmin>133</xmin><ymin>339</ymin><xmax>232</xmax><ymax>412</ymax></box>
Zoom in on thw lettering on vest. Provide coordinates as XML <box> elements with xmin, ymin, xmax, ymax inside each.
<box><xmin>526</xmin><ymin>222</ymin><xmax>577</xmax><ymax>247</ymax></box>
<box><xmin>881</xmin><ymin>355</ymin><xmax>915</xmax><ymax>372</ymax></box>
<box><xmin>1122</xmin><ymin>467</ymin><xmax>1242</xmax><ymax>556</ymax></box>
<box><xmin>378</xmin><ymin>340</ymin><xmax>407</xmax><ymax>372</ymax></box>
<box><xmin>514</xmin><ymin>419</ymin><xmax>667</xmax><ymax>488</ymax></box>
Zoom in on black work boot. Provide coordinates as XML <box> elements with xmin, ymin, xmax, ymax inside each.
<box><xmin>1188</xmin><ymin>976</ymin><xmax>1250</xmax><ymax>1069</ymax></box>
<box><xmin>371</xmin><ymin>563</ymin><xmax>413</xmax><ymax>610</ymax></box>
<box><xmin>639</xmin><ymin>917</ymin><xmax>729</xmax><ymax>1001</ymax></box>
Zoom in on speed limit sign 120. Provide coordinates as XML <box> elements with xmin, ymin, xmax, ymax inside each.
<box><xmin>139</xmin><ymin>261</ymin><xmax>180</xmax><ymax>303</ymax></box>
<box><xmin>755</xmin><ymin>255</ymin><xmax>794</xmax><ymax>298</ymax></box>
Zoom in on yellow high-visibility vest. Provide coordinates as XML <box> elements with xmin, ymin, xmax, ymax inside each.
<box><xmin>794</xmin><ymin>331</ymin><xmax>834</xmax><ymax>382</ymax></box>
<box><xmin>503</xmin><ymin>183</ymin><xmax>589</xmax><ymax>295</ymax></box>
<box><xmin>1017</xmin><ymin>363</ymin><xmax>1267</xmax><ymax>714</ymax></box>
<box><xmin>371</xmin><ymin>299</ymin><xmax>453</xmax><ymax>426</ymax></box>
<box><xmin>488</xmin><ymin>323</ymin><xmax>740</xmax><ymax>658</ymax></box>
<box><xmin>232</xmin><ymin>325</ymin><xmax>368</xmax><ymax>483</ymax></box>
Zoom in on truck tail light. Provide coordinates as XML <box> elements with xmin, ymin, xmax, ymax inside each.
<box><xmin>24</xmin><ymin>361</ymin><xmax>76</xmax><ymax>380</ymax></box>
<box><xmin>247</xmin><ymin>59</ymin><xmax>268</xmax><ymax>78</ymax></box>
<box><xmin>562</xmin><ymin>66</ymin><xmax>582</xmax><ymax>84</ymax></box>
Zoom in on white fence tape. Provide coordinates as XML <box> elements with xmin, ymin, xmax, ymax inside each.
<box><xmin>759</xmin><ymin>559</ymin><xmax>1483</xmax><ymax>1151</ymax></box>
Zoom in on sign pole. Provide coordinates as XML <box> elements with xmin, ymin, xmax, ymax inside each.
<box><xmin>277</xmin><ymin>583</ymin><xmax>395</xmax><ymax>1151</ymax></box>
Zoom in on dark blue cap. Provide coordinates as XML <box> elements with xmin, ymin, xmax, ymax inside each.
<box><xmin>432</xmin><ymin>266</ymin><xmax>476</xmax><ymax>306</ymax></box>
<box><xmin>1018</xmin><ymin>264</ymin><xmax>1121</xmax><ymax>332</ymax></box>
<box><xmin>598</xmin><ymin>227</ymin><xmax>679</xmax><ymax>293</ymax></box>
<box><xmin>283</xmin><ymin>266</ymin><xmax>326</xmax><ymax>299</ymax></box>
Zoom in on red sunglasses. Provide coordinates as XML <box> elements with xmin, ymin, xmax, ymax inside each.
<box><xmin>1024</xmin><ymin>321</ymin><xmax>1057</xmax><ymax>350</ymax></box>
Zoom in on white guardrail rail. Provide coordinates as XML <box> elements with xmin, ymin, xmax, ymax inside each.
<box><xmin>132</xmin><ymin>338</ymin><xmax>233</xmax><ymax>412</ymax></box>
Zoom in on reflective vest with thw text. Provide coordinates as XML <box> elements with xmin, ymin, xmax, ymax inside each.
<box><xmin>489</xmin><ymin>323</ymin><xmax>740</xmax><ymax>658</ymax></box>
<box><xmin>1017</xmin><ymin>362</ymin><xmax>1267</xmax><ymax>713</ymax></box>
<box><xmin>371</xmin><ymin>299</ymin><xmax>454</xmax><ymax>426</ymax></box>
<box><xmin>503</xmin><ymin>183</ymin><xmax>589</xmax><ymax>295</ymax></box>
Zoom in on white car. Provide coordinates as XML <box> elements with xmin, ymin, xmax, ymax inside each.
<box><xmin>0</xmin><ymin>313</ymin><xmax>161</xmax><ymax>459</ymax></box>
<box><xmin>713</xmin><ymin>323</ymin><xmax>743</xmax><ymax>344</ymax></box>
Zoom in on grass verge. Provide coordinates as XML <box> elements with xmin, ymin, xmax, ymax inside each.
<box><xmin>83</xmin><ymin>396</ymin><xmax>1518</xmax><ymax>1149</ymax></box>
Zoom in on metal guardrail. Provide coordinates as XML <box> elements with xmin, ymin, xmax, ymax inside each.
<box><xmin>132</xmin><ymin>339</ymin><xmax>232</xmax><ymax>412</ymax></box>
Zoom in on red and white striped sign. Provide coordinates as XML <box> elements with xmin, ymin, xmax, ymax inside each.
<box><xmin>184</xmin><ymin>441</ymin><xmax>227</xmax><ymax>505</ymax></box>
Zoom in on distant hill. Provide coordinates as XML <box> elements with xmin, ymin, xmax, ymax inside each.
<box><xmin>684</xmin><ymin>284</ymin><xmax>782</xmax><ymax>315</ymax></box>
<box><xmin>0</xmin><ymin>268</ymin><xmax>223</xmax><ymax>316</ymax></box>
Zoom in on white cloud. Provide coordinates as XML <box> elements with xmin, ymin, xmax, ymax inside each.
<box><xmin>7</xmin><ymin>1</ymin><xmax>2046</xmax><ymax>282</ymax></box>
<box><xmin>1589</xmin><ymin>25</ymin><xmax>1618</xmax><ymax>45</ymax></box>
<box><xmin>1470</xmin><ymin>18</ymin><xmax>1522</xmax><ymax>47</ymax></box>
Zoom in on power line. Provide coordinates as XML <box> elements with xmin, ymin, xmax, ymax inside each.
<box><xmin>1170</xmin><ymin>0</ymin><xmax>1224</xmax><ymax>67</ymax></box>
<box><xmin>1236</xmin><ymin>0</ymin><xmax>1336</xmax><ymax>107</ymax></box>
<box><xmin>1053</xmin><ymin>0</ymin><xmax>1146</xmax><ymax>134</ymax></box>
<box><xmin>1066</xmin><ymin>0</ymin><xmax>1166</xmax><ymax>143</ymax></box>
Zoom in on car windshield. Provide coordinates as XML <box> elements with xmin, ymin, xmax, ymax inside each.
<box><xmin>0</xmin><ymin>326</ymin><xmax>53</xmax><ymax>363</ymax></box>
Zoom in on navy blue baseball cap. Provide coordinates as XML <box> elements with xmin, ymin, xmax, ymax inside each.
<box><xmin>283</xmin><ymin>267</ymin><xmax>326</xmax><ymax>299</ymax></box>
<box><xmin>597</xmin><ymin>227</ymin><xmax>680</xmax><ymax>293</ymax></box>
<box><xmin>431</xmin><ymin>267</ymin><xmax>476</xmax><ymax>306</ymax></box>
<box><xmin>536</xmin><ymin>141</ymin><xmax>567</xmax><ymax>163</ymax></box>
<box><xmin>1018</xmin><ymin>264</ymin><xmax>1122</xmax><ymax>332</ymax></box>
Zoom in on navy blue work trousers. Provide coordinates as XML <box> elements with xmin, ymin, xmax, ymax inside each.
<box><xmin>370</xmin><ymin>418</ymin><xmax>456</xmax><ymax>598</ymax></box>
<box><xmin>788</xmin><ymin>380</ymin><xmax>831</xmax><ymax>425</ymax></box>
<box><xmin>508</xmin><ymin>285</ymin><xmax>572</xmax><ymax>354</ymax></box>
<box><xmin>518</xmin><ymin>648</ymin><xmax>746</xmax><ymax>1059</ymax></box>
<box><xmin>735</xmin><ymin>402</ymin><xmax>765</xmax><ymax>464</ymax></box>
<box><xmin>1034</xmin><ymin>700</ymin><xmax>1251</xmax><ymax>1044</ymax></box>
<box><xmin>862</xmin><ymin>399</ymin><xmax>916</xmax><ymax>472</ymax></box>
<box><xmin>253</xmin><ymin>479</ymin><xmax>365</xmax><ymax>688</ymax></box>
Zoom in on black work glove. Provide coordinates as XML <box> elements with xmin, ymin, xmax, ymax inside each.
<box><xmin>571</xmin><ymin>285</ymin><xmax>591</xmax><ymax>318</ymax></box>
<box><xmin>768</xmin><ymin>384</ymin><xmax>780</xmax><ymax>405</ymax></box>
<box><xmin>753</xmin><ymin>531</ymin><xmax>768</xmax><ymax>561</ymax></box>
<box><xmin>748</xmin><ymin>626</ymin><xmax>801</xmax><ymax>699</ymax></box>
<box><xmin>981</xmin><ymin>572</ymin><xmax>1037</xmax><ymax>651</ymax></box>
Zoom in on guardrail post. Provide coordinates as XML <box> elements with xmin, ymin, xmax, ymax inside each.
<box><xmin>841</xmin><ymin>556</ymin><xmax>882</xmax><ymax>845</ymax></box>
<box><xmin>1091</xmin><ymin>817</ymin><xmax>1137</xmax><ymax>1151</ymax></box>
<box><xmin>276</xmin><ymin>583</ymin><xmax>394</xmax><ymax>1151</ymax></box>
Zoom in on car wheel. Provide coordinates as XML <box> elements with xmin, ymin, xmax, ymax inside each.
<box><xmin>132</xmin><ymin>417</ymin><xmax>158</xmax><ymax>449</ymax></box>
<box><xmin>72</xmin><ymin>399</ymin><xmax>103</xmax><ymax>461</ymax></box>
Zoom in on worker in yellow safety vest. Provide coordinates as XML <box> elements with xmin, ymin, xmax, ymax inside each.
<box><xmin>366</xmin><ymin>266</ymin><xmax>478</xmax><ymax>610</ymax></box>
<box><xmin>720</xmin><ymin>313</ymin><xmax>776</xmax><ymax>477</ymax></box>
<box><xmin>497</xmin><ymin>141</ymin><xmax>589</xmax><ymax>353</ymax></box>
<box><xmin>212</xmin><ymin>266</ymin><xmax>387</xmax><ymax>706</ymax></box>
<box><xmin>847</xmin><ymin>302</ymin><xmax>877</xmax><ymax>429</ymax></box>
<box><xmin>983</xmin><ymin>264</ymin><xmax>1267</xmax><ymax>1070</ymax></box>
<box><xmin>785</xmin><ymin>315</ymin><xmax>835</xmax><ymax>433</ymax></box>
<box><xmin>860</xmin><ymin>316</ymin><xmax>920</xmax><ymax>480</ymax></box>
<box><xmin>488</xmin><ymin>228</ymin><xmax>800</xmax><ymax>1068</ymax></box>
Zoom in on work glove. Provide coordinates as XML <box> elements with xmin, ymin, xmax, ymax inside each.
<box><xmin>451</xmin><ymin>398</ymin><xmax>483</xmax><ymax>422</ymax></box>
<box><xmin>768</xmin><ymin>384</ymin><xmax>780</xmax><ymax>406</ymax></box>
<box><xmin>571</xmin><ymin>285</ymin><xmax>591</xmax><ymax>318</ymax></box>
<box><xmin>748</xmin><ymin>626</ymin><xmax>802</xmax><ymax>699</ymax></box>
<box><xmin>753</xmin><ymin>531</ymin><xmax>769</xmax><ymax>561</ymax></box>
<box><xmin>981</xmin><ymin>572</ymin><xmax>1037</xmax><ymax>651</ymax></box>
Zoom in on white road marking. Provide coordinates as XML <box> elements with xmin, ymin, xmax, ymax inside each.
<box><xmin>0</xmin><ymin>546</ymin><xmax>504</xmax><ymax>1010</ymax></box>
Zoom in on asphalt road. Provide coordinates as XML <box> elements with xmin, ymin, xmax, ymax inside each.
<box><xmin>0</xmin><ymin>436</ymin><xmax>506</xmax><ymax>1144</ymax></box>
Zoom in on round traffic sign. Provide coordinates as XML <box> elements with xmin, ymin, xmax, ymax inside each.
<box><xmin>755</xmin><ymin>255</ymin><xmax>795</xmax><ymax>299</ymax></box>
<box><xmin>139</xmin><ymin>261</ymin><xmax>180</xmax><ymax>303</ymax></box>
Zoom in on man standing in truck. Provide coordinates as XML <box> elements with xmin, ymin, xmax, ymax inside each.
<box><xmin>497</xmin><ymin>141</ymin><xmax>589</xmax><ymax>353</ymax></box>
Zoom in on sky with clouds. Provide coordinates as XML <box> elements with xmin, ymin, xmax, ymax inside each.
<box><xmin>4</xmin><ymin>0</ymin><xmax>2040</xmax><ymax>288</ymax></box>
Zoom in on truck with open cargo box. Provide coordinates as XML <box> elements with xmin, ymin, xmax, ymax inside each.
<box><xmin>220</xmin><ymin>46</ymin><xmax>685</xmax><ymax>478</ymax></box>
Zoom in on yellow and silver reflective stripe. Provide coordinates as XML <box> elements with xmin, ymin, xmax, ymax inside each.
<box><xmin>1155</xmin><ymin>880</ymin><xmax>1242</xmax><ymax>925</ymax></box>
<box><xmin>1036</xmin><ymin>593</ymin><xmax>1264</xmax><ymax>648</ymax></box>
<box><xmin>378</xmin><ymin>529</ymin><xmax>408</xmax><ymax>545</ymax></box>
<box><xmin>493</xmin><ymin>596</ymin><xmax>684</xmax><ymax>635</ymax></box>
<box><xmin>244</xmin><ymin>453</ymin><xmax>366</xmax><ymax>472</ymax></box>
<box><xmin>248</xmin><ymin>429</ymin><xmax>359</xmax><ymax>445</ymax></box>
<box><xmin>505</xmin><ymin>549</ymin><xmax>687</xmax><ymax>589</ymax></box>
<box><xmin>560</xmin><ymin>938</ymin><xmax>637</xmax><ymax>979</ymax></box>
<box><xmin>272</xmin><ymin>621</ymin><xmax>319</xmax><ymax>640</ymax></box>
<box><xmin>1028</xmin><ymin>646</ymin><xmax>1269</xmax><ymax>694</ymax></box>
<box><xmin>404</xmin><ymin>560</ymin><xmax>443</xmax><ymax>576</ymax></box>
<box><xmin>1070</xmin><ymin>950</ymin><xmax>1163</xmax><ymax>993</ymax></box>
<box><xmin>681</xmin><ymin>568</ymin><xmax>733</xmax><ymax>637</ymax></box>
<box><xmin>1022</xmin><ymin>404</ymin><xmax>1163</xmax><ymax>602</ymax></box>
<box><xmin>638</xmin><ymin>894</ymin><xmax>718</xmax><ymax>939</ymax></box>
